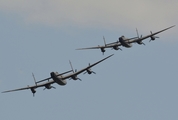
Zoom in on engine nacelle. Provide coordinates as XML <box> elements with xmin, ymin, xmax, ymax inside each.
<box><xmin>43</xmin><ymin>84</ymin><xmax>56</xmax><ymax>90</ymax></box>
<box><xmin>71</xmin><ymin>75</ymin><xmax>81</xmax><ymax>81</ymax></box>
<box><xmin>45</xmin><ymin>84</ymin><xmax>52</xmax><ymax>89</ymax></box>
<box><xmin>30</xmin><ymin>88</ymin><xmax>36</xmax><ymax>93</ymax></box>
<box><xmin>86</xmin><ymin>69</ymin><xmax>92</xmax><ymax>74</ymax></box>
<box><xmin>113</xmin><ymin>46</ymin><xmax>119</xmax><ymax>50</ymax></box>
<box><xmin>150</xmin><ymin>31</ymin><xmax>159</xmax><ymax>41</ymax></box>
<box><xmin>30</xmin><ymin>88</ymin><xmax>36</xmax><ymax>96</ymax></box>
<box><xmin>100</xmin><ymin>48</ymin><xmax>105</xmax><ymax>53</ymax></box>
<box><xmin>150</xmin><ymin>36</ymin><xmax>155</xmax><ymax>40</ymax></box>
<box><xmin>136</xmin><ymin>40</ymin><xmax>145</xmax><ymax>45</ymax></box>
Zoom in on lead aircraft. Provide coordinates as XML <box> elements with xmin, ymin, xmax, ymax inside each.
<box><xmin>2</xmin><ymin>54</ymin><xmax>113</xmax><ymax>96</ymax></box>
<box><xmin>76</xmin><ymin>25</ymin><xmax>175</xmax><ymax>55</ymax></box>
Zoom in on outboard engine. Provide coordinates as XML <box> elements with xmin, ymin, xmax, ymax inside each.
<box><xmin>83</xmin><ymin>64</ymin><xmax>96</xmax><ymax>74</ymax></box>
<box><xmin>149</xmin><ymin>31</ymin><xmax>159</xmax><ymax>42</ymax></box>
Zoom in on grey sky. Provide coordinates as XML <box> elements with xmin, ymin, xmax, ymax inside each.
<box><xmin>0</xmin><ymin>0</ymin><xmax>177</xmax><ymax>29</ymax></box>
<box><xmin>0</xmin><ymin>1</ymin><xmax>178</xmax><ymax>120</ymax></box>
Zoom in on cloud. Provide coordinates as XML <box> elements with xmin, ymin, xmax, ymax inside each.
<box><xmin>0</xmin><ymin>0</ymin><xmax>177</xmax><ymax>30</ymax></box>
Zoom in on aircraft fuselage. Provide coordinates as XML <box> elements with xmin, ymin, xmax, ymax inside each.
<box><xmin>119</xmin><ymin>36</ymin><xmax>132</xmax><ymax>48</ymax></box>
<box><xmin>50</xmin><ymin>72</ymin><xmax>67</xmax><ymax>85</ymax></box>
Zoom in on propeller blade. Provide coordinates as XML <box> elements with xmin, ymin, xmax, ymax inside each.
<box><xmin>92</xmin><ymin>71</ymin><xmax>96</xmax><ymax>74</ymax></box>
<box><xmin>52</xmin><ymin>86</ymin><xmax>56</xmax><ymax>89</ymax></box>
<box><xmin>78</xmin><ymin>78</ymin><xmax>82</xmax><ymax>81</ymax></box>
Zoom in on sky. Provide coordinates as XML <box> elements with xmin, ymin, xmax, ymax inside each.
<box><xmin>0</xmin><ymin>0</ymin><xmax>178</xmax><ymax>120</ymax></box>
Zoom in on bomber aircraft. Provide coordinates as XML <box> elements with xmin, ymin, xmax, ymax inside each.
<box><xmin>76</xmin><ymin>25</ymin><xmax>175</xmax><ymax>55</ymax></box>
<box><xmin>2</xmin><ymin>54</ymin><xmax>113</xmax><ymax>96</ymax></box>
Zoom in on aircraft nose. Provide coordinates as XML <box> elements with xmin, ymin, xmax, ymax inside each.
<box><xmin>50</xmin><ymin>72</ymin><xmax>55</xmax><ymax>77</ymax></box>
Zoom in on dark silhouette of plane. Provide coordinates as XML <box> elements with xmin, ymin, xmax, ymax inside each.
<box><xmin>2</xmin><ymin>54</ymin><xmax>113</xmax><ymax>96</ymax></box>
<box><xmin>76</xmin><ymin>25</ymin><xmax>175</xmax><ymax>54</ymax></box>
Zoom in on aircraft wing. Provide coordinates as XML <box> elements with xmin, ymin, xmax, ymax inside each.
<box><xmin>63</xmin><ymin>54</ymin><xmax>114</xmax><ymax>79</ymax></box>
<box><xmin>2</xmin><ymin>69</ymin><xmax>73</xmax><ymax>93</ymax></box>
<box><xmin>2</xmin><ymin>80</ymin><xmax>55</xmax><ymax>93</ymax></box>
<box><xmin>106</xmin><ymin>37</ymin><xmax>138</xmax><ymax>46</ymax></box>
<box><xmin>76</xmin><ymin>42</ymin><xmax>121</xmax><ymax>50</ymax></box>
<box><xmin>76</xmin><ymin>37</ymin><xmax>139</xmax><ymax>50</ymax></box>
<box><xmin>130</xmin><ymin>25</ymin><xmax>175</xmax><ymax>43</ymax></box>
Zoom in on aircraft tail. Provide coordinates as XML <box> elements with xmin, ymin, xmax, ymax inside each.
<box><xmin>69</xmin><ymin>60</ymin><xmax>75</xmax><ymax>73</ymax></box>
<box><xmin>103</xmin><ymin>36</ymin><xmax>107</xmax><ymax>46</ymax></box>
<box><xmin>32</xmin><ymin>73</ymin><xmax>37</xmax><ymax>86</ymax></box>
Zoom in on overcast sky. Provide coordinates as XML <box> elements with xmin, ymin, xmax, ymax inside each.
<box><xmin>0</xmin><ymin>1</ymin><xmax>178</xmax><ymax>120</ymax></box>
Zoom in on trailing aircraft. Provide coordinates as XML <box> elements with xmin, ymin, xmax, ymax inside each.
<box><xmin>76</xmin><ymin>25</ymin><xmax>175</xmax><ymax>55</ymax></box>
<box><xmin>2</xmin><ymin>54</ymin><xmax>113</xmax><ymax>96</ymax></box>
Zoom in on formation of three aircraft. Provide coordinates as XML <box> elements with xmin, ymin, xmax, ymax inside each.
<box><xmin>2</xmin><ymin>25</ymin><xmax>175</xmax><ymax>96</ymax></box>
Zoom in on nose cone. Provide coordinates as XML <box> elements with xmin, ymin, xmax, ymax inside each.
<box><xmin>119</xmin><ymin>36</ymin><xmax>125</xmax><ymax>41</ymax></box>
<box><xmin>119</xmin><ymin>37</ymin><xmax>122</xmax><ymax>41</ymax></box>
<box><xmin>50</xmin><ymin>72</ymin><xmax>55</xmax><ymax>78</ymax></box>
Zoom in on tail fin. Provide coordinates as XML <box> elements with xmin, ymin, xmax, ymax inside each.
<box><xmin>103</xmin><ymin>36</ymin><xmax>107</xmax><ymax>46</ymax></box>
<box><xmin>136</xmin><ymin>28</ymin><xmax>139</xmax><ymax>38</ymax></box>
<box><xmin>69</xmin><ymin>60</ymin><xmax>74</xmax><ymax>73</ymax></box>
<box><xmin>32</xmin><ymin>73</ymin><xmax>37</xmax><ymax>86</ymax></box>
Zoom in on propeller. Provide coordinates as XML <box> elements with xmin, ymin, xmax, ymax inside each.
<box><xmin>77</xmin><ymin>77</ymin><xmax>82</xmax><ymax>81</ymax></box>
<box><xmin>83</xmin><ymin>63</ymin><xmax>96</xmax><ymax>74</ymax></box>
<box><xmin>149</xmin><ymin>31</ymin><xmax>159</xmax><ymax>42</ymax></box>
<box><xmin>136</xmin><ymin>28</ymin><xmax>145</xmax><ymax>45</ymax></box>
<box><xmin>69</xmin><ymin>60</ymin><xmax>82</xmax><ymax>81</ymax></box>
<box><xmin>139</xmin><ymin>35</ymin><xmax>145</xmax><ymax>45</ymax></box>
<box><xmin>142</xmin><ymin>42</ymin><xmax>145</xmax><ymax>45</ymax></box>
<box><xmin>74</xmin><ymin>69</ymin><xmax>82</xmax><ymax>80</ymax></box>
